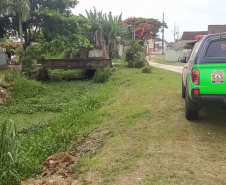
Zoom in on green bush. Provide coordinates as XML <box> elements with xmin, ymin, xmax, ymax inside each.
<box><xmin>125</xmin><ymin>41</ymin><xmax>147</xmax><ymax>68</ymax></box>
<box><xmin>92</xmin><ymin>66</ymin><xmax>113</xmax><ymax>83</ymax></box>
<box><xmin>0</xmin><ymin>120</ymin><xmax>21</xmax><ymax>185</ymax></box>
<box><xmin>132</xmin><ymin>52</ymin><xmax>148</xmax><ymax>68</ymax></box>
<box><xmin>15</xmin><ymin>43</ymin><xmax>43</xmax><ymax>78</ymax></box>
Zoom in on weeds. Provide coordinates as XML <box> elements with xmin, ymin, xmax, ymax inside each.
<box><xmin>0</xmin><ymin>67</ymin><xmax>118</xmax><ymax>182</ymax></box>
<box><xmin>49</xmin><ymin>69</ymin><xmax>85</xmax><ymax>82</ymax></box>
<box><xmin>0</xmin><ymin>120</ymin><xmax>21</xmax><ymax>185</ymax></box>
<box><xmin>92</xmin><ymin>66</ymin><xmax>113</xmax><ymax>83</ymax></box>
<box><xmin>4</xmin><ymin>68</ymin><xmax>21</xmax><ymax>83</ymax></box>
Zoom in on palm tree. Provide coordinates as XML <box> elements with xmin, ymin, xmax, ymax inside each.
<box><xmin>85</xmin><ymin>8</ymin><xmax>125</xmax><ymax>58</ymax></box>
<box><xmin>14</xmin><ymin>0</ymin><xmax>30</xmax><ymax>48</ymax></box>
<box><xmin>1</xmin><ymin>0</ymin><xmax>30</xmax><ymax>48</ymax></box>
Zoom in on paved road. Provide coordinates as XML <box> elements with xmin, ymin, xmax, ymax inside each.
<box><xmin>148</xmin><ymin>61</ymin><xmax>183</xmax><ymax>74</ymax></box>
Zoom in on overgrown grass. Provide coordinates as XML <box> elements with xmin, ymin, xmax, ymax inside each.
<box><xmin>0</xmin><ymin>64</ymin><xmax>121</xmax><ymax>183</ymax></box>
<box><xmin>92</xmin><ymin>66</ymin><xmax>113</xmax><ymax>83</ymax></box>
<box><xmin>0</xmin><ymin>120</ymin><xmax>21</xmax><ymax>185</ymax></box>
<box><xmin>48</xmin><ymin>69</ymin><xmax>86</xmax><ymax>82</ymax></box>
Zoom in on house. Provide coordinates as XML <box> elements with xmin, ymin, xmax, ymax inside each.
<box><xmin>146</xmin><ymin>38</ymin><xmax>168</xmax><ymax>53</ymax></box>
<box><xmin>208</xmin><ymin>25</ymin><xmax>226</xmax><ymax>34</ymax></box>
<box><xmin>181</xmin><ymin>31</ymin><xmax>208</xmax><ymax>48</ymax></box>
<box><xmin>181</xmin><ymin>25</ymin><xmax>226</xmax><ymax>49</ymax></box>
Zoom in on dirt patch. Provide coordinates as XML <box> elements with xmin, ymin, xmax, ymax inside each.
<box><xmin>21</xmin><ymin>129</ymin><xmax>111</xmax><ymax>185</ymax></box>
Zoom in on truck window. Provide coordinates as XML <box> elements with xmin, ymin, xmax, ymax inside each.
<box><xmin>188</xmin><ymin>40</ymin><xmax>202</xmax><ymax>62</ymax></box>
<box><xmin>206</xmin><ymin>40</ymin><xmax>226</xmax><ymax>57</ymax></box>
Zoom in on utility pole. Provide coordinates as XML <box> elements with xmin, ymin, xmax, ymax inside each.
<box><xmin>174</xmin><ymin>22</ymin><xmax>179</xmax><ymax>43</ymax></box>
<box><xmin>162</xmin><ymin>12</ymin><xmax>164</xmax><ymax>54</ymax></box>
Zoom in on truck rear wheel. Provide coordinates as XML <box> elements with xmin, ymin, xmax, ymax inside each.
<box><xmin>185</xmin><ymin>90</ymin><xmax>199</xmax><ymax>120</ymax></box>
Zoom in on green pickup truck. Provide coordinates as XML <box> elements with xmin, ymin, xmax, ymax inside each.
<box><xmin>181</xmin><ymin>33</ymin><xmax>226</xmax><ymax>120</ymax></box>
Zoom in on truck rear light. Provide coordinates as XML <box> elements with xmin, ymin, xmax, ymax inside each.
<box><xmin>193</xmin><ymin>89</ymin><xmax>199</xmax><ymax>95</ymax></box>
<box><xmin>195</xmin><ymin>35</ymin><xmax>205</xmax><ymax>40</ymax></box>
<box><xmin>192</xmin><ymin>69</ymin><xmax>200</xmax><ymax>85</ymax></box>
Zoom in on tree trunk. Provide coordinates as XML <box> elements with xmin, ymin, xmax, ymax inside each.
<box><xmin>105</xmin><ymin>44</ymin><xmax>110</xmax><ymax>59</ymax></box>
<box><xmin>19</xmin><ymin>13</ymin><xmax>23</xmax><ymax>49</ymax></box>
<box><xmin>24</xmin><ymin>23</ymin><xmax>28</xmax><ymax>48</ymax></box>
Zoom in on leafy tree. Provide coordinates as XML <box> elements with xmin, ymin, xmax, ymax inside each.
<box><xmin>0</xmin><ymin>16</ymin><xmax>10</xmax><ymax>38</ymax></box>
<box><xmin>0</xmin><ymin>0</ymin><xmax>79</xmax><ymax>47</ymax></box>
<box><xmin>39</xmin><ymin>9</ymin><xmax>92</xmax><ymax>58</ymax></box>
<box><xmin>122</xmin><ymin>17</ymin><xmax>168</xmax><ymax>40</ymax></box>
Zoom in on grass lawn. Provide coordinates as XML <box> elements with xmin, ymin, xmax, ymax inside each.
<box><xmin>151</xmin><ymin>54</ymin><xmax>185</xmax><ymax>66</ymax></box>
<box><xmin>1</xmin><ymin>60</ymin><xmax>226</xmax><ymax>184</ymax></box>
<box><xmin>72</xmin><ymin>65</ymin><xmax>226</xmax><ymax>185</ymax></box>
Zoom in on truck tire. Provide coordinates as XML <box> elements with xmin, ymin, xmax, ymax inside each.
<box><xmin>185</xmin><ymin>89</ymin><xmax>199</xmax><ymax>120</ymax></box>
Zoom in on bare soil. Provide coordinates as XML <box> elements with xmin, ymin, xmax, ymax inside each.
<box><xmin>21</xmin><ymin>130</ymin><xmax>110</xmax><ymax>185</ymax></box>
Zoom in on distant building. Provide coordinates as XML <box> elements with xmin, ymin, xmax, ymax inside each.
<box><xmin>146</xmin><ymin>38</ymin><xmax>168</xmax><ymax>53</ymax></box>
<box><xmin>181</xmin><ymin>25</ymin><xmax>226</xmax><ymax>49</ymax></box>
<box><xmin>208</xmin><ymin>25</ymin><xmax>226</xmax><ymax>34</ymax></box>
<box><xmin>181</xmin><ymin>31</ymin><xmax>208</xmax><ymax>48</ymax></box>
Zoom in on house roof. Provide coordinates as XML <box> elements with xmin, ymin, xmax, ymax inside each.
<box><xmin>181</xmin><ymin>31</ymin><xmax>208</xmax><ymax>40</ymax></box>
<box><xmin>155</xmin><ymin>38</ymin><xmax>169</xmax><ymax>44</ymax></box>
<box><xmin>208</xmin><ymin>25</ymin><xmax>226</xmax><ymax>34</ymax></box>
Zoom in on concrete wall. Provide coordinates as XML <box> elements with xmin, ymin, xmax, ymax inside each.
<box><xmin>118</xmin><ymin>43</ymin><xmax>124</xmax><ymax>57</ymax></box>
<box><xmin>0</xmin><ymin>52</ymin><xmax>7</xmax><ymax>68</ymax></box>
<box><xmin>88</xmin><ymin>49</ymin><xmax>104</xmax><ymax>57</ymax></box>
<box><xmin>165</xmin><ymin>49</ymin><xmax>183</xmax><ymax>62</ymax></box>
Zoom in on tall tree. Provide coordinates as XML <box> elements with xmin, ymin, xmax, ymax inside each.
<box><xmin>0</xmin><ymin>0</ymin><xmax>79</xmax><ymax>47</ymax></box>
<box><xmin>15</xmin><ymin>0</ymin><xmax>30</xmax><ymax>48</ymax></box>
<box><xmin>122</xmin><ymin>17</ymin><xmax>168</xmax><ymax>40</ymax></box>
<box><xmin>0</xmin><ymin>0</ymin><xmax>30</xmax><ymax>48</ymax></box>
<box><xmin>85</xmin><ymin>8</ymin><xmax>127</xmax><ymax>58</ymax></box>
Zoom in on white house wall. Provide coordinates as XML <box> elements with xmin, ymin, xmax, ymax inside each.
<box><xmin>165</xmin><ymin>49</ymin><xmax>183</xmax><ymax>62</ymax></box>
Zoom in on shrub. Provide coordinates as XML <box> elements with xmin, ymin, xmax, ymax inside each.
<box><xmin>92</xmin><ymin>66</ymin><xmax>113</xmax><ymax>83</ymax></box>
<box><xmin>125</xmin><ymin>41</ymin><xmax>147</xmax><ymax>68</ymax></box>
<box><xmin>142</xmin><ymin>64</ymin><xmax>151</xmax><ymax>73</ymax></box>
<box><xmin>0</xmin><ymin>120</ymin><xmax>21</xmax><ymax>185</ymax></box>
<box><xmin>132</xmin><ymin>52</ymin><xmax>148</xmax><ymax>68</ymax></box>
<box><xmin>15</xmin><ymin>43</ymin><xmax>43</xmax><ymax>78</ymax></box>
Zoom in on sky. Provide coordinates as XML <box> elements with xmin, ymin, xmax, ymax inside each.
<box><xmin>72</xmin><ymin>0</ymin><xmax>226</xmax><ymax>42</ymax></box>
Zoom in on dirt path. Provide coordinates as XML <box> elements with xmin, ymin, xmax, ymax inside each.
<box><xmin>149</xmin><ymin>60</ymin><xmax>183</xmax><ymax>74</ymax></box>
